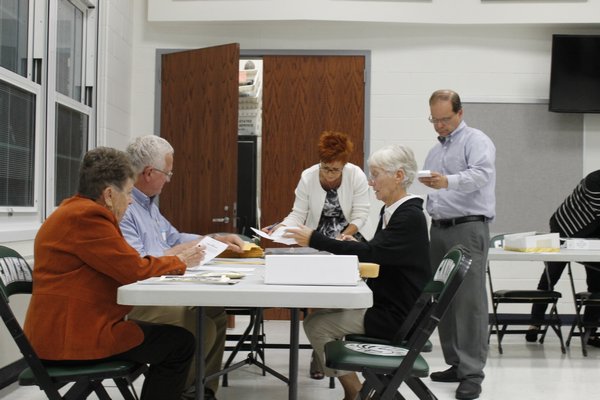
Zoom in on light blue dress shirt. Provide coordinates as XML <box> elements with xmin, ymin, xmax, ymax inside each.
<box><xmin>422</xmin><ymin>120</ymin><xmax>496</xmax><ymax>220</ymax></box>
<box><xmin>120</xmin><ymin>187</ymin><xmax>200</xmax><ymax>257</ymax></box>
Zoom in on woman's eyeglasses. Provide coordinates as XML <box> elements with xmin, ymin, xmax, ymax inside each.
<box><xmin>320</xmin><ymin>163</ymin><xmax>343</xmax><ymax>175</ymax></box>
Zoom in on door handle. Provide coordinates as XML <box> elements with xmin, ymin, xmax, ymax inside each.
<box><xmin>212</xmin><ymin>216</ymin><xmax>230</xmax><ymax>224</ymax></box>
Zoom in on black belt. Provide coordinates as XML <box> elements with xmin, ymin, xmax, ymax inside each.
<box><xmin>431</xmin><ymin>215</ymin><xmax>488</xmax><ymax>228</ymax></box>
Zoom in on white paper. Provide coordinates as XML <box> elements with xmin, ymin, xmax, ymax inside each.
<box><xmin>187</xmin><ymin>265</ymin><xmax>257</xmax><ymax>272</ymax></box>
<box><xmin>139</xmin><ymin>270</ymin><xmax>246</xmax><ymax>285</ymax></box>
<box><xmin>197</xmin><ymin>236</ymin><xmax>228</xmax><ymax>265</ymax></box>
<box><xmin>251</xmin><ymin>226</ymin><xmax>298</xmax><ymax>245</ymax></box>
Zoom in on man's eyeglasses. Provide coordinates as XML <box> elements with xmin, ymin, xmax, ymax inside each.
<box><xmin>320</xmin><ymin>163</ymin><xmax>343</xmax><ymax>175</ymax></box>
<box><xmin>428</xmin><ymin>115</ymin><xmax>455</xmax><ymax>125</ymax></box>
<box><xmin>153</xmin><ymin>167</ymin><xmax>173</xmax><ymax>181</ymax></box>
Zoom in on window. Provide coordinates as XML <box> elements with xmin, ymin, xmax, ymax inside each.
<box><xmin>49</xmin><ymin>0</ymin><xmax>95</xmax><ymax>207</ymax></box>
<box><xmin>0</xmin><ymin>0</ymin><xmax>97</xmax><ymax>237</ymax></box>
<box><xmin>56</xmin><ymin>0</ymin><xmax>83</xmax><ymax>100</ymax></box>
<box><xmin>54</xmin><ymin>103</ymin><xmax>88</xmax><ymax>204</ymax></box>
<box><xmin>0</xmin><ymin>80</ymin><xmax>36</xmax><ymax>207</ymax></box>
<box><xmin>0</xmin><ymin>0</ymin><xmax>29</xmax><ymax>77</ymax></box>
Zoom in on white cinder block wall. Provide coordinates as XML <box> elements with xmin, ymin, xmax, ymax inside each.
<box><xmin>2</xmin><ymin>0</ymin><xmax>600</xmax><ymax>368</ymax></box>
<box><xmin>97</xmin><ymin>1</ymin><xmax>134</xmax><ymax>150</ymax></box>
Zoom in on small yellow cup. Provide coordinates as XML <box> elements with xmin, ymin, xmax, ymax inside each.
<box><xmin>359</xmin><ymin>262</ymin><xmax>380</xmax><ymax>278</ymax></box>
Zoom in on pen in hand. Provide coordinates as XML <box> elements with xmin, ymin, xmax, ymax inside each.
<box><xmin>262</xmin><ymin>223</ymin><xmax>280</xmax><ymax>235</ymax></box>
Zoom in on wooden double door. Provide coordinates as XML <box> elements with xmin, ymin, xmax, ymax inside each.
<box><xmin>160</xmin><ymin>44</ymin><xmax>366</xmax><ymax>319</ymax></box>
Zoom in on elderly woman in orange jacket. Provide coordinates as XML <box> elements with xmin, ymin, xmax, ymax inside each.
<box><xmin>24</xmin><ymin>147</ymin><xmax>204</xmax><ymax>400</ymax></box>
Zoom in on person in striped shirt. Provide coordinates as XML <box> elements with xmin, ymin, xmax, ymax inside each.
<box><xmin>526</xmin><ymin>170</ymin><xmax>600</xmax><ymax>346</ymax></box>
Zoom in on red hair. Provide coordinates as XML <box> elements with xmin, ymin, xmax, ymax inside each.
<box><xmin>318</xmin><ymin>131</ymin><xmax>354</xmax><ymax>163</ymax></box>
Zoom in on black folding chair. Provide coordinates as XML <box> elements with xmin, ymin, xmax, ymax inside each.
<box><xmin>486</xmin><ymin>234</ymin><xmax>565</xmax><ymax>354</ymax></box>
<box><xmin>0</xmin><ymin>245</ymin><xmax>146</xmax><ymax>400</ymax></box>
<box><xmin>566</xmin><ymin>262</ymin><xmax>600</xmax><ymax>356</ymax></box>
<box><xmin>324</xmin><ymin>245</ymin><xmax>471</xmax><ymax>400</ymax></box>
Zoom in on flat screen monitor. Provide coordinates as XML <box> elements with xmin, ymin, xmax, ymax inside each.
<box><xmin>549</xmin><ymin>34</ymin><xmax>600</xmax><ymax>113</ymax></box>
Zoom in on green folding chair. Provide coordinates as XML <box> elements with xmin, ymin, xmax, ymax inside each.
<box><xmin>0</xmin><ymin>245</ymin><xmax>147</xmax><ymax>400</ymax></box>
<box><xmin>324</xmin><ymin>245</ymin><xmax>472</xmax><ymax>400</ymax></box>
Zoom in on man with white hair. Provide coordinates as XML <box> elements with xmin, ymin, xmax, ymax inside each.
<box><xmin>120</xmin><ymin>135</ymin><xmax>244</xmax><ymax>400</ymax></box>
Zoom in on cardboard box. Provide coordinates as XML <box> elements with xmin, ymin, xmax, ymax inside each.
<box><xmin>503</xmin><ymin>232</ymin><xmax>560</xmax><ymax>252</ymax></box>
<box><xmin>264</xmin><ymin>254</ymin><xmax>360</xmax><ymax>285</ymax></box>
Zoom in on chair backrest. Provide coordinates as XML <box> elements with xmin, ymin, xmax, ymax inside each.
<box><xmin>489</xmin><ymin>234</ymin><xmax>505</xmax><ymax>249</ymax></box>
<box><xmin>391</xmin><ymin>245</ymin><xmax>471</xmax><ymax>346</ymax></box>
<box><xmin>0</xmin><ymin>245</ymin><xmax>33</xmax><ymax>300</ymax></box>
<box><xmin>0</xmin><ymin>245</ymin><xmax>65</xmax><ymax>400</ymax></box>
<box><xmin>486</xmin><ymin>234</ymin><xmax>506</xmax><ymax>294</ymax></box>
<box><xmin>426</xmin><ymin>245</ymin><xmax>471</xmax><ymax>319</ymax></box>
<box><xmin>378</xmin><ymin>245</ymin><xmax>471</xmax><ymax>399</ymax></box>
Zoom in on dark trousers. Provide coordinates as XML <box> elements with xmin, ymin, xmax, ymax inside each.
<box><xmin>532</xmin><ymin>218</ymin><xmax>600</xmax><ymax>327</ymax></box>
<box><xmin>45</xmin><ymin>322</ymin><xmax>195</xmax><ymax>400</ymax></box>
<box><xmin>531</xmin><ymin>260</ymin><xmax>567</xmax><ymax>323</ymax></box>
<box><xmin>430</xmin><ymin>221</ymin><xmax>489</xmax><ymax>383</ymax></box>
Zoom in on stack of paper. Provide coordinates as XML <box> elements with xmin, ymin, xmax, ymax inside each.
<box><xmin>503</xmin><ymin>232</ymin><xmax>560</xmax><ymax>253</ymax></box>
<box><xmin>564</xmin><ymin>238</ymin><xmax>600</xmax><ymax>250</ymax></box>
<box><xmin>219</xmin><ymin>242</ymin><xmax>265</xmax><ymax>258</ymax></box>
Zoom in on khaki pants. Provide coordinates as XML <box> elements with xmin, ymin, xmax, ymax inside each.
<box><xmin>303</xmin><ymin>308</ymin><xmax>366</xmax><ymax>377</ymax></box>
<box><xmin>128</xmin><ymin>305</ymin><xmax>227</xmax><ymax>393</ymax></box>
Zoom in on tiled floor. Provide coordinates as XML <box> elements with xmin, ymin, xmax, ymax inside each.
<box><xmin>1</xmin><ymin>318</ymin><xmax>598</xmax><ymax>399</ymax></box>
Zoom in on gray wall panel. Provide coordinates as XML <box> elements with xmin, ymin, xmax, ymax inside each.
<box><xmin>464</xmin><ymin>103</ymin><xmax>583</xmax><ymax>235</ymax></box>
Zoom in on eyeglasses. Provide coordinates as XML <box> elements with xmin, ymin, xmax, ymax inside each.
<box><xmin>320</xmin><ymin>163</ymin><xmax>343</xmax><ymax>175</ymax></box>
<box><xmin>428</xmin><ymin>115</ymin><xmax>455</xmax><ymax>125</ymax></box>
<box><xmin>153</xmin><ymin>167</ymin><xmax>173</xmax><ymax>181</ymax></box>
<box><xmin>368</xmin><ymin>170</ymin><xmax>392</xmax><ymax>182</ymax></box>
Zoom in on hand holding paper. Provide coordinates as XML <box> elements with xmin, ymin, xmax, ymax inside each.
<box><xmin>251</xmin><ymin>226</ymin><xmax>297</xmax><ymax>245</ymax></box>
<box><xmin>281</xmin><ymin>225</ymin><xmax>313</xmax><ymax>247</ymax></box>
<box><xmin>197</xmin><ymin>235</ymin><xmax>229</xmax><ymax>265</ymax></box>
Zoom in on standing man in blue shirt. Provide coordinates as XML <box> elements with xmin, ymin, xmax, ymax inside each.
<box><xmin>419</xmin><ymin>90</ymin><xmax>496</xmax><ymax>400</ymax></box>
<box><xmin>120</xmin><ymin>135</ymin><xmax>244</xmax><ymax>400</ymax></box>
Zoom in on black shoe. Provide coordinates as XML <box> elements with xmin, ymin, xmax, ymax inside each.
<box><xmin>455</xmin><ymin>380</ymin><xmax>481</xmax><ymax>400</ymax></box>
<box><xmin>525</xmin><ymin>326</ymin><xmax>540</xmax><ymax>343</ymax></box>
<box><xmin>430</xmin><ymin>366</ymin><xmax>459</xmax><ymax>382</ymax></box>
<box><xmin>181</xmin><ymin>386</ymin><xmax>195</xmax><ymax>400</ymax></box>
<box><xmin>587</xmin><ymin>336</ymin><xmax>600</xmax><ymax>348</ymax></box>
<box><xmin>181</xmin><ymin>387</ymin><xmax>217</xmax><ymax>400</ymax></box>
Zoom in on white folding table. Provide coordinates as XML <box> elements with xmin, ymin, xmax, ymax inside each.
<box><xmin>117</xmin><ymin>260</ymin><xmax>373</xmax><ymax>400</ymax></box>
<box><xmin>488</xmin><ymin>248</ymin><xmax>600</xmax><ymax>353</ymax></box>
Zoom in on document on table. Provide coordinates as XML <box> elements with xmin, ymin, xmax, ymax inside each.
<box><xmin>251</xmin><ymin>226</ymin><xmax>298</xmax><ymax>245</ymax></box>
<box><xmin>197</xmin><ymin>235</ymin><xmax>228</xmax><ymax>265</ymax></box>
<box><xmin>139</xmin><ymin>271</ymin><xmax>245</xmax><ymax>285</ymax></box>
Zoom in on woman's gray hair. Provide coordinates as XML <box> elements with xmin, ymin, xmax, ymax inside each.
<box><xmin>368</xmin><ymin>144</ymin><xmax>418</xmax><ymax>188</ymax></box>
<box><xmin>126</xmin><ymin>135</ymin><xmax>174</xmax><ymax>174</ymax></box>
<box><xmin>78</xmin><ymin>147</ymin><xmax>135</xmax><ymax>200</ymax></box>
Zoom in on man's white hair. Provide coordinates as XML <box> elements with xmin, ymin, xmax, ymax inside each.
<box><xmin>126</xmin><ymin>135</ymin><xmax>174</xmax><ymax>175</ymax></box>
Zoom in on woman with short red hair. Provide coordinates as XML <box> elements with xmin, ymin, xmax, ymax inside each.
<box><xmin>262</xmin><ymin>130</ymin><xmax>370</xmax><ymax>379</ymax></box>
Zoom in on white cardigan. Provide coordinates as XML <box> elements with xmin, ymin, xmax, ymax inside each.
<box><xmin>281</xmin><ymin>163</ymin><xmax>370</xmax><ymax>233</ymax></box>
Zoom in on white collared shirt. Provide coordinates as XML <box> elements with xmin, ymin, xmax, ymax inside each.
<box><xmin>382</xmin><ymin>194</ymin><xmax>422</xmax><ymax>229</ymax></box>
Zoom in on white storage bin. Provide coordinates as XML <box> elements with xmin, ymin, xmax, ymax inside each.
<box><xmin>265</xmin><ymin>254</ymin><xmax>360</xmax><ymax>286</ymax></box>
